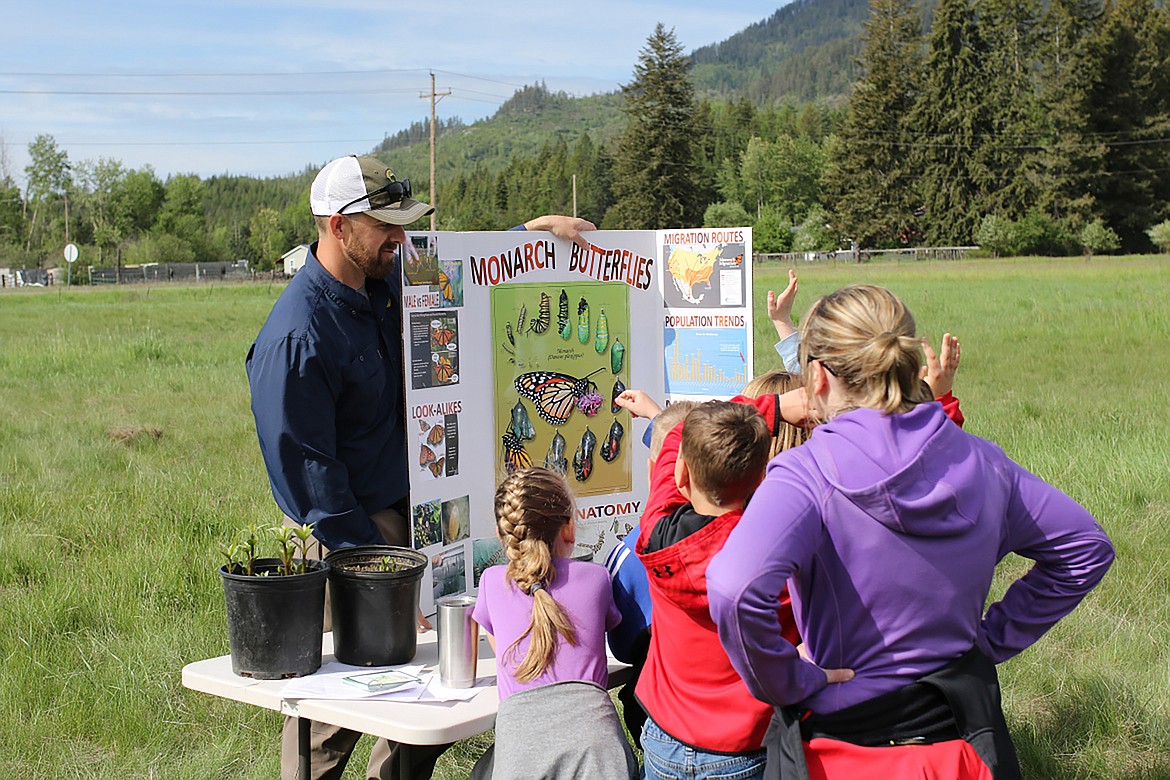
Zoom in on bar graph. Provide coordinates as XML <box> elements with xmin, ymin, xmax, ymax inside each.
<box><xmin>664</xmin><ymin>327</ymin><xmax>749</xmax><ymax>397</ymax></box>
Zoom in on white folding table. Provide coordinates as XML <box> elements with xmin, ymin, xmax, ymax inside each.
<box><xmin>182</xmin><ymin>630</ymin><xmax>631</xmax><ymax>779</ymax></box>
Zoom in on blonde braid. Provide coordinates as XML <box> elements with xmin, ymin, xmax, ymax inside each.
<box><xmin>493</xmin><ymin>467</ymin><xmax>578</xmax><ymax>682</ymax></box>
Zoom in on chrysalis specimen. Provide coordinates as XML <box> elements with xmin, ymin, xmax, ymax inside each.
<box><xmin>573</xmin><ymin>427</ymin><xmax>597</xmax><ymax>482</ymax></box>
<box><xmin>510</xmin><ymin>399</ymin><xmax>536</xmax><ymax>441</ymax></box>
<box><xmin>595</xmin><ymin>308</ymin><xmax>609</xmax><ymax>353</ymax></box>
<box><xmin>610</xmin><ymin>338</ymin><xmax>625</xmax><ymax>374</ymax></box>
<box><xmin>600</xmin><ymin>418</ymin><xmax>624</xmax><ymax>462</ymax></box>
<box><xmin>611</xmin><ymin>378</ymin><xmax>626</xmax><ymax>414</ymax></box>
<box><xmin>577</xmin><ymin>297</ymin><xmax>590</xmax><ymax>344</ymax></box>
<box><xmin>558</xmin><ymin>289</ymin><xmax>571</xmax><ymax>339</ymax></box>
<box><xmin>543</xmin><ymin>431</ymin><xmax>568</xmax><ymax>476</ymax></box>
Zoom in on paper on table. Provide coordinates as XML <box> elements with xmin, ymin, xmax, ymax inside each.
<box><xmin>281</xmin><ymin>662</ymin><xmax>428</xmax><ymax>700</ymax></box>
<box><xmin>418</xmin><ymin>674</ymin><xmax>497</xmax><ymax>703</ymax></box>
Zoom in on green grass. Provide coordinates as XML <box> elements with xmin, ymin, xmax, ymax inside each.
<box><xmin>1</xmin><ymin>256</ymin><xmax>1168</xmax><ymax>778</ymax></box>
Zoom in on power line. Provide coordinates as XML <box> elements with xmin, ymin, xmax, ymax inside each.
<box><xmin>0</xmin><ymin>66</ymin><xmax>538</xmax><ymax>90</ymax></box>
<box><xmin>17</xmin><ymin>139</ymin><xmax>385</xmax><ymax>148</ymax></box>
<box><xmin>0</xmin><ymin>87</ymin><xmax>426</xmax><ymax>96</ymax></box>
<box><xmin>0</xmin><ymin>67</ymin><xmax>432</xmax><ymax>78</ymax></box>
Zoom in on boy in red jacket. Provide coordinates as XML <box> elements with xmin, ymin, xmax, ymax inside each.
<box><xmin>631</xmin><ymin>398</ymin><xmax>798</xmax><ymax>779</ymax></box>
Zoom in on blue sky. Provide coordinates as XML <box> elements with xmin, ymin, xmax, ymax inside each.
<box><xmin>2</xmin><ymin>1</ymin><xmax>778</xmax><ymax>186</ymax></box>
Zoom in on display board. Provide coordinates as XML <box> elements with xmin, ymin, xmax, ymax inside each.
<box><xmin>400</xmin><ymin>228</ymin><xmax>752</xmax><ymax>614</ymax></box>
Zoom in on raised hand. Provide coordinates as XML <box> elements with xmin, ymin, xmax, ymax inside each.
<box><xmin>921</xmin><ymin>332</ymin><xmax>961</xmax><ymax>397</ymax></box>
<box><xmin>767</xmin><ymin>269</ymin><xmax>799</xmax><ymax>340</ymax></box>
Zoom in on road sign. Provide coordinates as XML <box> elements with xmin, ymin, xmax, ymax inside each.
<box><xmin>64</xmin><ymin>243</ymin><xmax>78</xmax><ymax>263</ymax></box>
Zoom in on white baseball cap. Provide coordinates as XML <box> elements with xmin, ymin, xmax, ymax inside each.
<box><xmin>310</xmin><ymin>155</ymin><xmax>434</xmax><ymax>226</ymax></box>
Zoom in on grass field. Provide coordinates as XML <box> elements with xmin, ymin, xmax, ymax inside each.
<box><xmin>1</xmin><ymin>255</ymin><xmax>1167</xmax><ymax>779</ymax></box>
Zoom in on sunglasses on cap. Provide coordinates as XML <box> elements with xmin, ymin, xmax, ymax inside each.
<box><xmin>336</xmin><ymin>178</ymin><xmax>413</xmax><ymax>215</ymax></box>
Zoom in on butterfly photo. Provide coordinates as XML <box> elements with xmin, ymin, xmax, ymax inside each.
<box><xmin>427</xmin><ymin>423</ymin><xmax>445</xmax><ymax>446</ymax></box>
<box><xmin>437</xmin><ymin>270</ymin><xmax>454</xmax><ymax>303</ymax></box>
<box><xmin>430</xmin><ymin>320</ymin><xmax>456</xmax><ymax>349</ymax></box>
<box><xmin>419</xmin><ymin>445</ymin><xmax>437</xmax><ymax>468</ymax></box>
<box><xmin>514</xmin><ymin>368</ymin><xmax>604</xmax><ymax>426</ymax></box>
<box><xmin>433</xmin><ymin>353</ymin><xmax>455</xmax><ymax>384</ymax></box>
<box><xmin>428</xmin><ymin>457</ymin><xmax>445</xmax><ymax>478</ymax></box>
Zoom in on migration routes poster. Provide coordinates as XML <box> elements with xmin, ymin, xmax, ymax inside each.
<box><xmin>399</xmin><ymin>228</ymin><xmax>752</xmax><ymax>614</ymax></box>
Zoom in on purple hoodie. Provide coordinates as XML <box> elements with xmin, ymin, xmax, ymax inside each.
<box><xmin>707</xmin><ymin>402</ymin><xmax>1113</xmax><ymax>714</ymax></box>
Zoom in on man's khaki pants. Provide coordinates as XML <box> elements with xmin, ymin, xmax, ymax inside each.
<box><xmin>280</xmin><ymin>508</ymin><xmax>451</xmax><ymax>780</ymax></box>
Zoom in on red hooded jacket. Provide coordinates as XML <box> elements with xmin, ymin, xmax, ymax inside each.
<box><xmin>635</xmin><ymin>394</ymin><xmax>800</xmax><ymax>753</ymax></box>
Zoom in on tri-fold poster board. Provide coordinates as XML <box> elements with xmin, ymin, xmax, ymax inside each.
<box><xmin>398</xmin><ymin>227</ymin><xmax>754</xmax><ymax>614</ymax></box>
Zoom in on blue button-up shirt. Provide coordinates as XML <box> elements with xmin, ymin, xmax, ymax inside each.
<box><xmin>246</xmin><ymin>243</ymin><xmax>408</xmax><ymax>550</ymax></box>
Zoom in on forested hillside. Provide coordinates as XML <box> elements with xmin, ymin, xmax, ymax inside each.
<box><xmin>691</xmin><ymin>0</ymin><xmax>868</xmax><ymax>100</ymax></box>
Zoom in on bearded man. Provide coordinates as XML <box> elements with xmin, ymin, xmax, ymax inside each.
<box><xmin>246</xmin><ymin>154</ymin><xmax>592</xmax><ymax>780</ymax></box>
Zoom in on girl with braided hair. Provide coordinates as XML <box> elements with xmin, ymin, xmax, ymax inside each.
<box><xmin>470</xmin><ymin>466</ymin><xmax>637</xmax><ymax>779</ymax></box>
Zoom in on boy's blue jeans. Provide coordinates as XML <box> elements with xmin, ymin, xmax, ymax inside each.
<box><xmin>641</xmin><ymin>718</ymin><xmax>766</xmax><ymax>780</ymax></box>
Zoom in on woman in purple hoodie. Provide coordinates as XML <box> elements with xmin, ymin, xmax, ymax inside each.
<box><xmin>707</xmin><ymin>285</ymin><xmax>1114</xmax><ymax>780</ymax></box>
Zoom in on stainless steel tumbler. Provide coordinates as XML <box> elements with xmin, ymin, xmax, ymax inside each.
<box><xmin>435</xmin><ymin>595</ymin><xmax>479</xmax><ymax>688</ymax></box>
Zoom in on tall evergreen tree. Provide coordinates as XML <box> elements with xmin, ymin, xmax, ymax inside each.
<box><xmin>826</xmin><ymin>0</ymin><xmax>924</xmax><ymax>247</ymax></box>
<box><xmin>1082</xmin><ymin>0</ymin><xmax>1170</xmax><ymax>249</ymax></box>
<box><xmin>607</xmin><ymin>24</ymin><xmax>702</xmax><ymax>229</ymax></box>
<box><xmin>912</xmin><ymin>0</ymin><xmax>993</xmax><ymax>245</ymax></box>
<box><xmin>977</xmin><ymin>0</ymin><xmax>1043</xmax><ymax>218</ymax></box>
<box><xmin>1035</xmin><ymin>0</ymin><xmax>1106</xmax><ymax>225</ymax></box>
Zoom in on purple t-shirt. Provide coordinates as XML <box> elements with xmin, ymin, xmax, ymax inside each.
<box><xmin>474</xmin><ymin>556</ymin><xmax>621</xmax><ymax>701</ymax></box>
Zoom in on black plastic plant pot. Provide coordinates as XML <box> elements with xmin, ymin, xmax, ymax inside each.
<box><xmin>325</xmin><ymin>545</ymin><xmax>428</xmax><ymax>666</ymax></box>
<box><xmin>220</xmin><ymin>557</ymin><xmax>328</xmax><ymax>679</ymax></box>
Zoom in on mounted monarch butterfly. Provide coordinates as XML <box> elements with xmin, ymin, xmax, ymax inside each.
<box><xmin>529</xmin><ymin>291</ymin><xmax>551</xmax><ymax>334</ymax></box>
<box><xmin>428</xmin><ymin>457</ymin><xmax>445</xmax><ymax>478</ymax></box>
<box><xmin>427</xmin><ymin>423</ymin><xmax>445</xmax><ymax>446</ymax></box>
<box><xmin>430</xmin><ymin>323</ymin><xmax>456</xmax><ymax>348</ymax></box>
<box><xmin>437</xmin><ymin>270</ymin><xmax>454</xmax><ymax>302</ymax></box>
<box><xmin>501</xmin><ymin>433</ymin><xmax>532</xmax><ymax>474</ymax></box>
<box><xmin>434</xmin><ymin>354</ymin><xmax>455</xmax><ymax>384</ymax></box>
<box><xmin>419</xmin><ymin>445</ymin><xmax>437</xmax><ymax>467</ymax></box>
<box><xmin>514</xmin><ymin>367</ymin><xmax>603</xmax><ymax>426</ymax></box>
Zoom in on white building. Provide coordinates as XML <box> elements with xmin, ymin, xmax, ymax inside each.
<box><xmin>281</xmin><ymin>244</ymin><xmax>310</xmax><ymax>276</ymax></box>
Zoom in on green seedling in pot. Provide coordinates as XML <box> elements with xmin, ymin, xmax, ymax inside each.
<box><xmin>292</xmin><ymin>524</ymin><xmax>318</xmax><ymax>574</ymax></box>
<box><xmin>223</xmin><ymin>522</ymin><xmax>320</xmax><ymax>576</ymax></box>
<box><xmin>274</xmin><ymin>524</ymin><xmax>297</xmax><ymax>575</ymax></box>
<box><xmin>222</xmin><ymin>541</ymin><xmax>251</xmax><ymax>577</ymax></box>
<box><xmin>376</xmin><ymin>556</ymin><xmax>405</xmax><ymax>573</ymax></box>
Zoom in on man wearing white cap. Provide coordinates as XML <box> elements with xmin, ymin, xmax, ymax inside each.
<box><xmin>246</xmin><ymin>154</ymin><xmax>594</xmax><ymax>780</ymax></box>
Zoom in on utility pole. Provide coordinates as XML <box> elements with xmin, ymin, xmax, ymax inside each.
<box><xmin>572</xmin><ymin>174</ymin><xmax>577</xmax><ymax>218</ymax></box>
<box><xmin>420</xmin><ymin>72</ymin><xmax>450</xmax><ymax>231</ymax></box>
